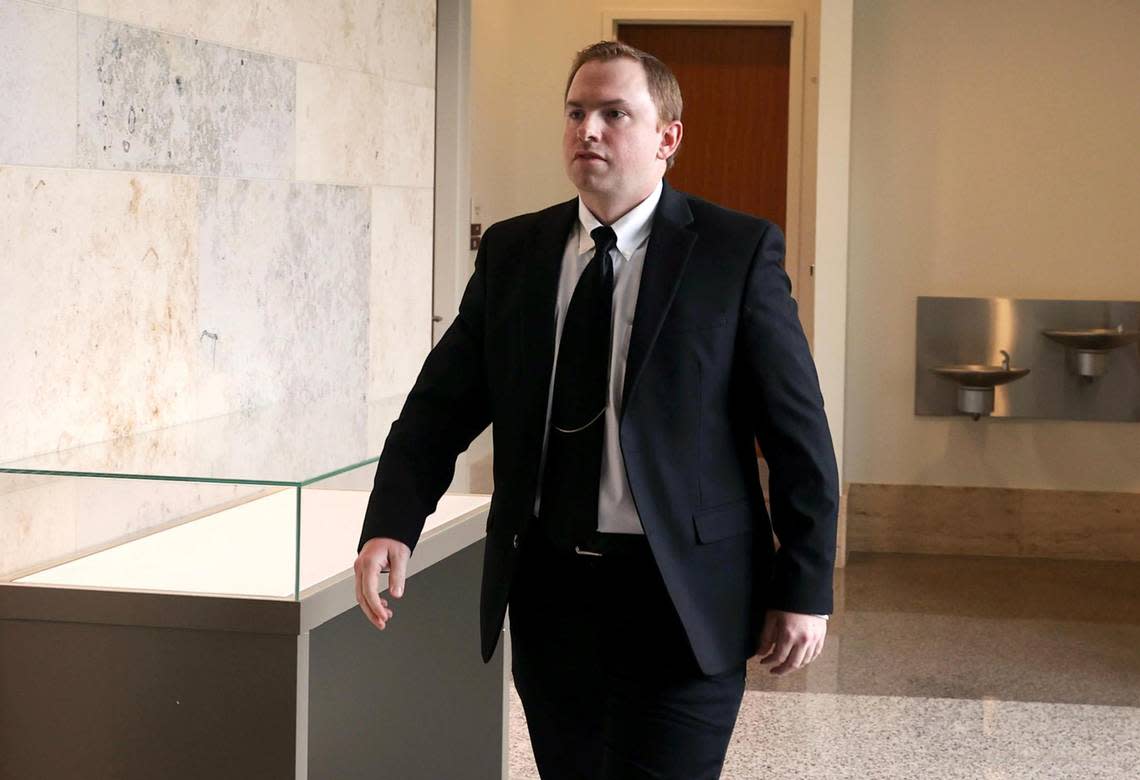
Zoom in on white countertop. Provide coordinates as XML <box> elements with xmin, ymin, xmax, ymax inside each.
<box><xmin>16</xmin><ymin>490</ymin><xmax>490</xmax><ymax>600</ymax></box>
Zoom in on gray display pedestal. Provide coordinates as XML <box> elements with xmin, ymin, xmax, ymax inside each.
<box><xmin>0</xmin><ymin>505</ymin><xmax>505</xmax><ymax>780</ymax></box>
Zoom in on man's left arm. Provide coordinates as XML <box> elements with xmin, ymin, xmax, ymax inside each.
<box><xmin>737</xmin><ymin>220</ymin><xmax>839</xmax><ymax>668</ymax></box>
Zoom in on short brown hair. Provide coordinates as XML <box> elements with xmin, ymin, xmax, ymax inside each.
<box><xmin>564</xmin><ymin>40</ymin><xmax>683</xmax><ymax>170</ymax></box>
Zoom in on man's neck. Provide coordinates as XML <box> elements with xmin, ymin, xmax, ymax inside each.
<box><xmin>579</xmin><ymin>182</ymin><xmax>659</xmax><ymax>226</ymax></box>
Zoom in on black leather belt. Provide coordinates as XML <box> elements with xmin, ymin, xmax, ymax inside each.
<box><xmin>574</xmin><ymin>530</ymin><xmax>652</xmax><ymax>557</ymax></box>
<box><xmin>530</xmin><ymin>517</ymin><xmax>652</xmax><ymax>558</ymax></box>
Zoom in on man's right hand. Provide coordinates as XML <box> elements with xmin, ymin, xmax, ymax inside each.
<box><xmin>354</xmin><ymin>537</ymin><xmax>411</xmax><ymax>630</ymax></box>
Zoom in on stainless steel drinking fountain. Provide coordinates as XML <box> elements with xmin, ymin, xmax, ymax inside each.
<box><xmin>931</xmin><ymin>350</ymin><xmax>1031</xmax><ymax>420</ymax></box>
<box><xmin>1041</xmin><ymin>325</ymin><xmax>1140</xmax><ymax>379</ymax></box>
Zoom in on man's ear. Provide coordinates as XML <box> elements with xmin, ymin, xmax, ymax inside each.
<box><xmin>657</xmin><ymin>120</ymin><xmax>683</xmax><ymax>161</ymax></box>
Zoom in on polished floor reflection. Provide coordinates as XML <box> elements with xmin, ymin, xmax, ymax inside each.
<box><xmin>509</xmin><ymin>551</ymin><xmax>1140</xmax><ymax>778</ymax></box>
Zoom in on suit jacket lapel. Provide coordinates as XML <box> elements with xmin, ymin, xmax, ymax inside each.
<box><xmin>620</xmin><ymin>180</ymin><xmax>696</xmax><ymax>420</ymax></box>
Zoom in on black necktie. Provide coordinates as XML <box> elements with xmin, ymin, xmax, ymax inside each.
<box><xmin>538</xmin><ymin>225</ymin><xmax>618</xmax><ymax>549</ymax></box>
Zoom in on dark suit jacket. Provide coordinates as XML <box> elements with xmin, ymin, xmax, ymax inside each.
<box><xmin>358</xmin><ymin>179</ymin><xmax>838</xmax><ymax>676</ymax></box>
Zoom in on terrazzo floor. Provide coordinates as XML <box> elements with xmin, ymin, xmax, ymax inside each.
<box><xmin>506</xmin><ymin>552</ymin><xmax>1140</xmax><ymax>779</ymax></box>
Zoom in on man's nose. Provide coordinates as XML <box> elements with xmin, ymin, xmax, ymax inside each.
<box><xmin>577</xmin><ymin>114</ymin><xmax>601</xmax><ymax>141</ymax></box>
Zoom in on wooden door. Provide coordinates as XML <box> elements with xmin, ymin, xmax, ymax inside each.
<box><xmin>618</xmin><ymin>24</ymin><xmax>793</xmax><ymax>464</ymax></box>
<box><xmin>617</xmin><ymin>24</ymin><xmax>791</xmax><ymax>241</ymax></box>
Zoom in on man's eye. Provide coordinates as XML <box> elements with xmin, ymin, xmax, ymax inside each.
<box><xmin>568</xmin><ymin>110</ymin><xmax>583</xmax><ymax>120</ymax></box>
<box><xmin>608</xmin><ymin>110</ymin><xmax>626</xmax><ymax>119</ymax></box>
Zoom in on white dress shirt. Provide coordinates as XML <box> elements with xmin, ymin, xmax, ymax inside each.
<box><xmin>532</xmin><ymin>180</ymin><xmax>662</xmax><ymax>534</ymax></box>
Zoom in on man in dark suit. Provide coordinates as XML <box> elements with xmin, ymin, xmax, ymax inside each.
<box><xmin>355</xmin><ymin>40</ymin><xmax>838</xmax><ymax>779</ymax></box>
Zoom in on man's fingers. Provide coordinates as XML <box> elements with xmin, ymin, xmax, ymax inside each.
<box><xmin>771</xmin><ymin>641</ymin><xmax>809</xmax><ymax>675</ymax></box>
<box><xmin>355</xmin><ymin>559</ymin><xmax>385</xmax><ymax>629</ymax></box>
<box><xmin>809</xmin><ymin>639</ymin><xmax>824</xmax><ymax>663</ymax></box>
<box><xmin>760</xmin><ymin>628</ymin><xmax>792</xmax><ymax>666</ymax></box>
<box><xmin>363</xmin><ymin>575</ymin><xmax>386</xmax><ymax>628</ymax></box>
<box><xmin>354</xmin><ymin>560</ymin><xmax>366</xmax><ymax>616</ymax></box>
<box><xmin>364</xmin><ymin>555</ymin><xmax>392</xmax><ymax>626</ymax></box>
<box><xmin>803</xmin><ymin>640</ymin><xmax>818</xmax><ymax>665</ymax></box>
<box><xmin>388</xmin><ymin>544</ymin><xmax>408</xmax><ymax>599</ymax></box>
<box><xmin>758</xmin><ymin>616</ymin><xmax>787</xmax><ymax>662</ymax></box>
<box><xmin>756</xmin><ymin>620</ymin><xmax>793</xmax><ymax>661</ymax></box>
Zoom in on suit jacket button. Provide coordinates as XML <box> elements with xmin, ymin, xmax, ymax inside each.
<box><xmin>512</xmin><ymin>533</ymin><xmax>520</xmax><ymax>549</ymax></box>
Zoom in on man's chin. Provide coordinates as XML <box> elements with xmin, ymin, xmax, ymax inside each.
<box><xmin>567</xmin><ymin>170</ymin><xmax>602</xmax><ymax>192</ymax></box>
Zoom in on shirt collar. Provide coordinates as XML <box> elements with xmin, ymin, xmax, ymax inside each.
<box><xmin>576</xmin><ymin>179</ymin><xmax>664</xmax><ymax>260</ymax></box>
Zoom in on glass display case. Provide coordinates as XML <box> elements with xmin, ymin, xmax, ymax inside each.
<box><xmin>2</xmin><ymin>394</ymin><xmax>487</xmax><ymax>598</ymax></box>
<box><xmin>0</xmin><ymin>395</ymin><xmax>501</xmax><ymax>779</ymax></box>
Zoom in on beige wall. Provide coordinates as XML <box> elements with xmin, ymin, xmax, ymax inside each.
<box><xmin>814</xmin><ymin>0</ymin><xmax>853</xmax><ymax>484</ymax></box>
<box><xmin>846</xmin><ymin>0</ymin><xmax>1140</xmax><ymax>492</ymax></box>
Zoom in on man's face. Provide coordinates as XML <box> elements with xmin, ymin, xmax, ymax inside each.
<box><xmin>562</xmin><ymin>58</ymin><xmax>670</xmax><ymax>205</ymax></box>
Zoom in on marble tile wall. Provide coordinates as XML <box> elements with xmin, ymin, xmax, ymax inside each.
<box><xmin>15</xmin><ymin>0</ymin><xmax>77</xmax><ymax>9</ymax></box>
<box><xmin>0</xmin><ymin>1</ymin><xmax>78</xmax><ymax>165</ymax></box>
<box><xmin>375</xmin><ymin>0</ymin><xmax>436</xmax><ymax>88</ymax></box>
<box><xmin>0</xmin><ymin>0</ymin><xmax>437</xmax><ymax>576</ymax></box>
<box><xmin>77</xmin><ymin>1</ymin><xmax>366</xmax><ymax>71</ymax></box>
<box><xmin>1</xmin><ymin>166</ymin><xmax>200</xmax><ymax>453</ymax></box>
<box><xmin>196</xmin><ymin>177</ymin><xmax>371</xmax><ymax>410</ymax></box>
<box><xmin>296</xmin><ymin>62</ymin><xmax>434</xmax><ymax>187</ymax></box>
<box><xmin>369</xmin><ymin>186</ymin><xmax>433</xmax><ymax>397</ymax></box>
<box><xmin>77</xmin><ymin>16</ymin><xmax>297</xmax><ymax>178</ymax></box>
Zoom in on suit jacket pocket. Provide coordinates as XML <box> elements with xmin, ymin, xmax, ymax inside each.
<box><xmin>692</xmin><ymin>497</ymin><xmax>753</xmax><ymax>544</ymax></box>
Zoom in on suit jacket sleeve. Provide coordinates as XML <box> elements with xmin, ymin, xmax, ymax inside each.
<box><xmin>739</xmin><ymin>221</ymin><xmax>839</xmax><ymax>615</ymax></box>
<box><xmin>356</xmin><ymin>227</ymin><xmax>495</xmax><ymax>555</ymax></box>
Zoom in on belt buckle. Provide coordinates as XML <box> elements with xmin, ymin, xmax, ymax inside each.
<box><xmin>574</xmin><ymin>544</ymin><xmax>603</xmax><ymax>557</ymax></box>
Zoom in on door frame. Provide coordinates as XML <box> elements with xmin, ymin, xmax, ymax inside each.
<box><xmin>603</xmin><ymin>5</ymin><xmax>819</xmax><ymax>344</ymax></box>
<box><xmin>434</xmin><ymin>0</ymin><xmax>473</xmax><ymax>347</ymax></box>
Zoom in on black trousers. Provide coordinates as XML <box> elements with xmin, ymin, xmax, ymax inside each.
<box><xmin>508</xmin><ymin>527</ymin><xmax>746</xmax><ymax>779</ymax></box>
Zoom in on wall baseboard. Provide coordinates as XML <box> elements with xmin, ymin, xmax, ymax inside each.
<box><xmin>836</xmin><ymin>489</ymin><xmax>848</xmax><ymax>569</ymax></box>
<box><xmin>848</xmin><ymin>483</ymin><xmax>1140</xmax><ymax>562</ymax></box>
